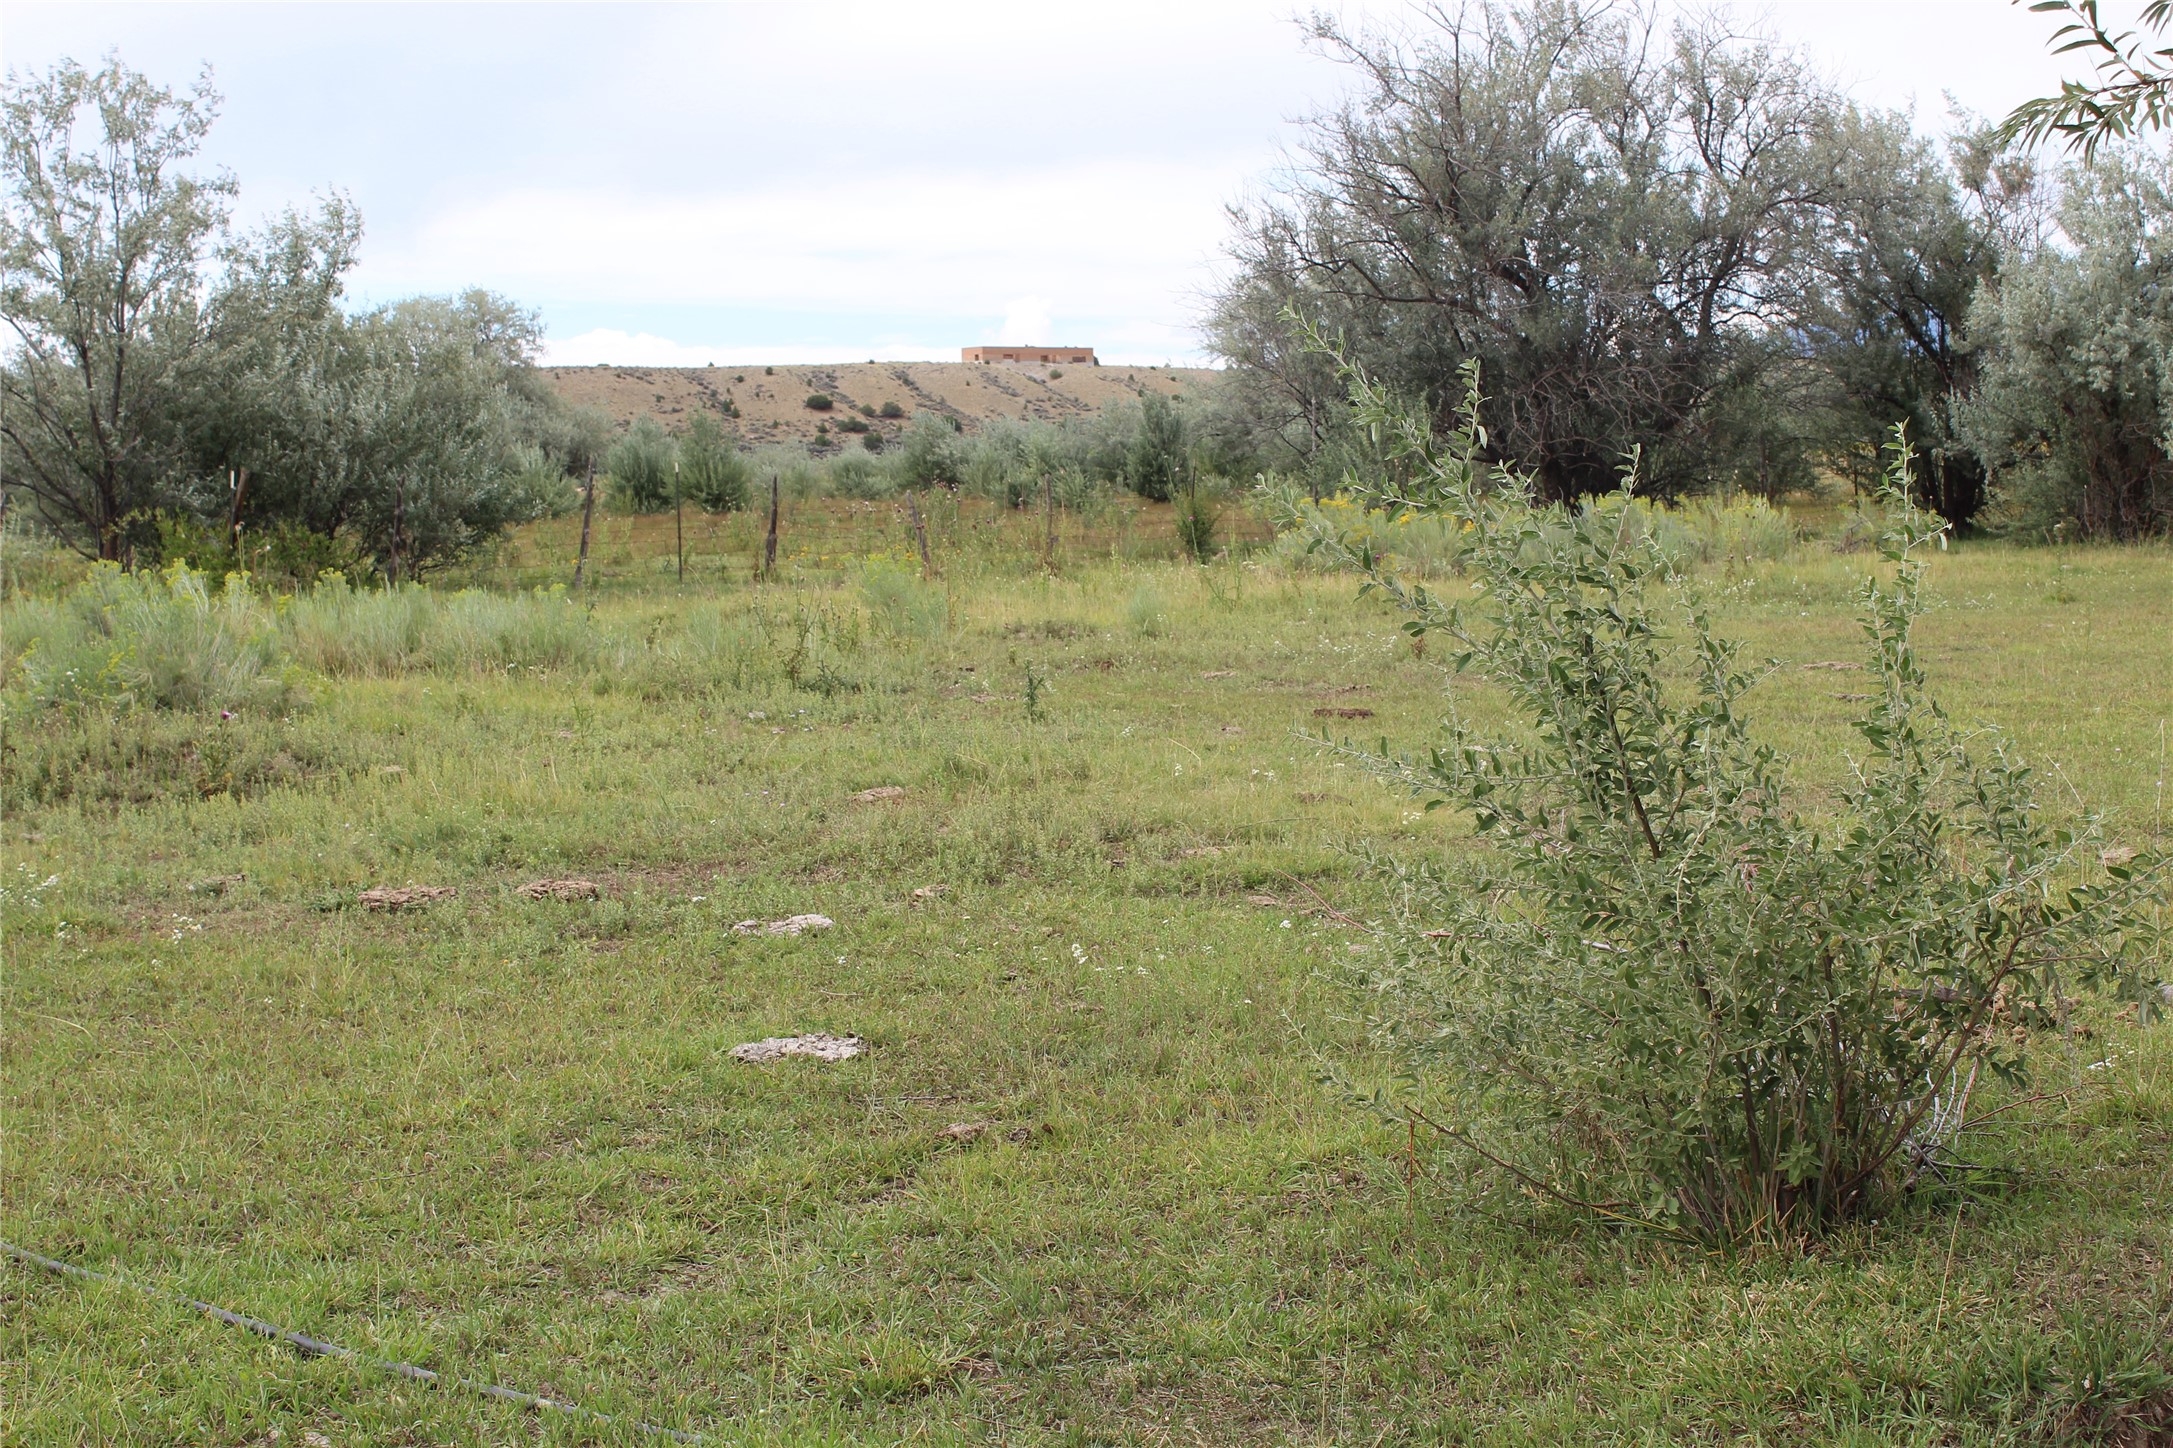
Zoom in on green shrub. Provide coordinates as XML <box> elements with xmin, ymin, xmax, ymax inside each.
<box><xmin>856</xmin><ymin>560</ymin><xmax>946</xmax><ymax>640</ymax></box>
<box><xmin>1127</xmin><ymin>392</ymin><xmax>1189</xmax><ymax>501</ymax></box>
<box><xmin>861</xmin><ymin>432</ymin><xmax>884</xmax><ymax>454</ymax></box>
<box><xmin>878</xmin><ymin>400</ymin><xmax>905</xmax><ymax>419</ymax></box>
<box><xmin>828</xmin><ymin>454</ymin><xmax>897</xmax><ymax>500</ymax></box>
<box><xmin>1125</xmin><ymin>585</ymin><xmax>1169</xmax><ymax>637</ymax></box>
<box><xmin>606</xmin><ymin>416</ymin><xmax>678</xmax><ymax>512</ymax></box>
<box><xmin>1175</xmin><ymin>487</ymin><xmax>1220</xmax><ymax>562</ymax></box>
<box><xmin>7</xmin><ymin>564</ymin><xmax>300</xmax><ymax>716</ymax></box>
<box><xmin>679</xmin><ymin>411</ymin><xmax>750</xmax><ymax>512</ymax></box>
<box><xmin>838</xmin><ymin>416</ymin><xmax>870</xmax><ymax>434</ymax></box>
<box><xmin>1292</xmin><ymin>350</ymin><xmax>2167</xmax><ymax>1245</ymax></box>
<box><xmin>281</xmin><ymin>577</ymin><xmax>601</xmax><ymax>678</ymax></box>
<box><xmin>148</xmin><ymin>512</ymin><xmax>378</xmax><ymax>589</ymax></box>
<box><xmin>420</xmin><ymin>587</ymin><xmax>598</xmax><ymax>674</ymax></box>
<box><xmin>804</xmin><ymin>393</ymin><xmax>834</xmax><ymax>411</ymax></box>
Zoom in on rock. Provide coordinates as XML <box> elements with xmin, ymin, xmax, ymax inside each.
<box><xmin>852</xmin><ymin>786</ymin><xmax>908</xmax><ymax>803</ymax></box>
<box><xmin>729</xmin><ymin>1032</ymin><xmax>865</xmax><ymax>1064</ymax></box>
<box><xmin>359</xmin><ymin>885</ymin><xmax>456</xmax><ymax>911</ymax></box>
<box><xmin>910</xmin><ymin>885</ymin><xmax>948</xmax><ymax>902</ymax></box>
<box><xmin>2101</xmin><ymin>845</ymin><xmax>2140</xmax><ymax>867</ymax></box>
<box><xmin>937</xmin><ymin>1120</ymin><xmax>992</xmax><ymax>1143</ymax></box>
<box><xmin>518</xmin><ymin>878</ymin><xmax>600</xmax><ymax>901</ymax></box>
<box><xmin>732</xmin><ymin>913</ymin><xmax>834</xmax><ymax>936</ymax></box>
<box><xmin>1201</xmin><ymin>670</ymin><xmax>1235</xmax><ymax>679</ymax></box>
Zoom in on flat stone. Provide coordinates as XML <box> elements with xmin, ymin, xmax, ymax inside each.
<box><xmin>729</xmin><ymin>1033</ymin><xmax>866</xmax><ymax>1064</ymax></box>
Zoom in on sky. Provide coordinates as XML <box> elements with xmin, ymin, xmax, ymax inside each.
<box><xmin>0</xmin><ymin>0</ymin><xmax>2122</xmax><ymax>366</ymax></box>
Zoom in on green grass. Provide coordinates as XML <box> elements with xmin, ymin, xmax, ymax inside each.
<box><xmin>5</xmin><ymin>522</ymin><xmax>2171</xmax><ymax>1445</ymax></box>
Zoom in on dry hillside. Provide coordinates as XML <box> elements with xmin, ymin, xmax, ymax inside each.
<box><xmin>542</xmin><ymin>360</ymin><xmax>1218</xmax><ymax>446</ymax></box>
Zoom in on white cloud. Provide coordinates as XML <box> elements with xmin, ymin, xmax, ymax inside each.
<box><xmin>997</xmin><ymin>297</ymin><xmax>1055</xmax><ymax>345</ymax></box>
<box><xmin>542</xmin><ymin>330</ymin><xmax>952</xmax><ymax>367</ymax></box>
<box><xmin>361</xmin><ymin>162</ymin><xmax>1243</xmax><ymax>322</ymax></box>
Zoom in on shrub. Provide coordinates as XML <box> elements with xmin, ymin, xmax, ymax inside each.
<box><xmin>861</xmin><ymin>432</ymin><xmax>884</xmax><ymax>454</ymax></box>
<box><xmin>1127</xmin><ymin>391</ymin><xmax>1189</xmax><ymax>501</ymax></box>
<box><xmin>878</xmin><ymin>400</ymin><xmax>905</xmax><ymax>419</ymax></box>
<box><xmin>856</xmin><ymin>560</ymin><xmax>946</xmax><ymax>639</ymax></box>
<box><xmin>680</xmin><ymin>410</ymin><xmax>750</xmax><ymax>512</ymax></box>
<box><xmin>606</xmin><ymin>416</ymin><xmax>678</xmax><ymax>512</ymax></box>
<box><xmin>804</xmin><ymin>393</ymin><xmax>834</xmax><ymax>411</ymax></box>
<box><xmin>8</xmin><ymin>564</ymin><xmax>299</xmax><ymax>716</ymax></box>
<box><xmin>1125</xmin><ymin>585</ymin><xmax>1169</xmax><ymax>636</ymax></box>
<box><xmin>149</xmin><ymin>513</ymin><xmax>377</xmax><ymax>589</ymax></box>
<box><xmin>1292</xmin><ymin>350</ymin><xmax>2167</xmax><ymax>1245</ymax></box>
<box><xmin>838</xmin><ymin>416</ymin><xmax>870</xmax><ymax>434</ymax></box>
<box><xmin>828</xmin><ymin>453</ymin><xmax>896</xmax><ymax>500</ymax></box>
<box><xmin>1175</xmin><ymin>487</ymin><xmax>1220</xmax><ymax>562</ymax></box>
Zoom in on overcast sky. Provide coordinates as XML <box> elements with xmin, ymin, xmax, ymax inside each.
<box><xmin>0</xmin><ymin>1</ymin><xmax>2121</xmax><ymax>365</ymax></box>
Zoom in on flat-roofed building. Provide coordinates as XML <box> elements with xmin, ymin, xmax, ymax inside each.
<box><xmin>961</xmin><ymin>345</ymin><xmax>1096</xmax><ymax>364</ymax></box>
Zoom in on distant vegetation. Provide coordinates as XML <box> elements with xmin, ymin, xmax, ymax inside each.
<box><xmin>1206</xmin><ymin>2</ymin><xmax>2173</xmax><ymax>541</ymax></box>
<box><xmin>0</xmin><ymin>59</ymin><xmax>603</xmax><ymax>579</ymax></box>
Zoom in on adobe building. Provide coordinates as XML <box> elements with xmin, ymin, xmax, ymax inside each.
<box><xmin>961</xmin><ymin>345</ymin><xmax>1097</xmax><ymax>364</ymax></box>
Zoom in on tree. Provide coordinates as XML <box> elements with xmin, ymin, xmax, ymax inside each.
<box><xmin>1125</xmin><ymin>390</ymin><xmax>1189</xmax><ymax>502</ymax></box>
<box><xmin>1210</xmin><ymin>2</ymin><xmax>1848</xmax><ymax>503</ymax></box>
<box><xmin>1796</xmin><ymin>114</ymin><xmax>2044</xmax><ymax>527</ymax></box>
<box><xmin>2001</xmin><ymin>0</ymin><xmax>2173</xmax><ymax>159</ymax></box>
<box><xmin>1954</xmin><ymin>151</ymin><xmax>2173</xmax><ymax>540</ymax></box>
<box><xmin>1</xmin><ymin>57</ymin><xmax>232</xmax><ymax>558</ymax></box>
<box><xmin>678</xmin><ymin>408</ymin><xmax>749</xmax><ymax>512</ymax></box>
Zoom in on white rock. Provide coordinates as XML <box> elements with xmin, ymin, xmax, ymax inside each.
<box><xmin>729</xmin><ymin>1033</ymin><xmax>866</xmax><ymax>1064</ymax></box>
<box><xmin>731</xmin><ymin>913</ymin><xmax>834</xmax><ymax>936</ymax></box>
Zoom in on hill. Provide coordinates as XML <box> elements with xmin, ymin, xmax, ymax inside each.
<box><xmin>541</xmin><ymin>360</ymin><xmax>1217</xmax><ymax>446</ymax></box>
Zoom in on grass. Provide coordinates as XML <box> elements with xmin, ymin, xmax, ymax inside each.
<box><xmin>4</xmin><ymin>515</ymin><xmax>2171</xmax><ymax>1445</ymax></box>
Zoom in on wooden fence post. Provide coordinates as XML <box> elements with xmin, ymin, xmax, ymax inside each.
<box><xmin>573</xmin><ymin>463</ymin><xmax>597</xmax><ymax>588</ymax></box>
<box><xmin>762</xmin><ymin>475</ymin><xmax>780</xmax><ymax>579</ymax></box>
<box><xmin>1044</xmin><ymin>472</ymin><xmax>1056</xmax><ymax>570</ymax></box>
<box><xmin>907</xmin><ymin>491</ymin><xmax>933</xmax><ymax>578</ymax></box>
<box><xmin>227</xmin><ymin>467</ymin><xmax>250</xmax><ymax>559</ymax></box>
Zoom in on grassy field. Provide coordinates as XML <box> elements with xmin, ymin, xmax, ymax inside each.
<box><xmin>5</xmin><ymin>508</ymin><xmax>2171</xmax><ymax>1445</ymax></box>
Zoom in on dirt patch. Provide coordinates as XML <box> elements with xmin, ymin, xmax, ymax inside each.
<box><xmin>1313</xmin><ymin>707</ymin><xmax>1375</xmax><ymax>719</ymax></box>
<box><xmin>852</xmin><ymin>786</ymin><xmax>908</xmax><ymax>803</ymax></box>
<box><xmin>360</xmin><ymin>886</ymin><xmax>457</xmax><ymax>912</ymax></box>
<box><xmin>518</xmin><ymin>878</ymin><xmax>601</xmax><ymax>901</ymax></box>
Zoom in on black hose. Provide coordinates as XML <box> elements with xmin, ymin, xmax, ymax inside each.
<box><xmin>3</xmin><ymin>1240</ymin><xmax>704</xmax><ymax>1443</ymax></box>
